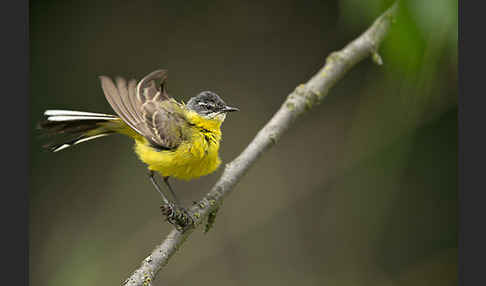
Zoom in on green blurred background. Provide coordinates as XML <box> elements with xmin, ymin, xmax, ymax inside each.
<box><xmin>30</xmin><ymin>0</ymin><xmax>458</xmax><ymax>285</ymax></box>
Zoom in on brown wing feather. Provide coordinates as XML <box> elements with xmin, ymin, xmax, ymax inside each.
<box><xmin>126</xmin><ymin>78</ymin><xmax>141</xmax><ymax>127</ymax></box>
<box><xmin>136</xmin><ymin>69</ymin><xmax>169</xmax><ymax>102</ymax></box>
<box><xmin>99</xmin><ymin>75</ymin><xmax>143</xmax><ymax>134</ymax></box>
<box><xmin>99</xmin><ymin>69</ymin><xmax>187</xmax><ymax>150</ymax></box>
<box><xmin>141</xmin><ymin>99</ymin><xmax>186</xmax><ymax>149</ymax></box>
<box><xmin>115</xmin><ymin>77</ymin><xmax>138</xmax><ymax>124</ymax></box>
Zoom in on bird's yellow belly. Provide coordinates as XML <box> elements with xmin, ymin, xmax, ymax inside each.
<box><xmin>133</xmin><ymin>134</ymin><xmax>221</xmax><ymax>180</ymax></box>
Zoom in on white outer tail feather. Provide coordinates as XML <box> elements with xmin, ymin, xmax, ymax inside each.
<box><xmin>44</xmin><ymin>110</ymin><xmax>117</xmax><ymax>122</ymax></box>
<box><xmin>44</xmin><ymin>109</ymin><xmax>115</xmax><ymax>117</ymax></box>
<box><xmin>51</xmin><ymin>133</ymin><xmax>111</xmax><ymax>152</ymax></box>
<box><xmin>42</xmin><ymin>110</ymin><xmax>116</xmax><ymax>152</ymax></box>
<box><xmin>47</xmin><ymin>115</ymin><xmax>117</xmax><ymax>121</ymax></box>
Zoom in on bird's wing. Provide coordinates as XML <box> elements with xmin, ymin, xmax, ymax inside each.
<box><xmin>99</xmin><ymin>69</ymin><xmax>188</xmax><ymax>149</ymax></box>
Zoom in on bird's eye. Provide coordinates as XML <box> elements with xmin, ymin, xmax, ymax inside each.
<box><xmin>198</xmin><ymin>102</ymin><xmax>215</xmax><ymax>109</ymax></box>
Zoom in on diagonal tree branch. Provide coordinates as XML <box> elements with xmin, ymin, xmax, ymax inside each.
<box><xmin>122</xmin><ymin>2</ymin><xmax>399</xmax><ymax>285</ymax></box>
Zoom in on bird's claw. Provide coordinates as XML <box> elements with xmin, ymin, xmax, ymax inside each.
<box><xmin>160</xmin><ymin>203</ymin><xmax>194</xmax><ymax>231</ymax></box>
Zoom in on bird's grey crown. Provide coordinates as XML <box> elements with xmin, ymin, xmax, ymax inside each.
<box><xmin>186</xmin><ymin>91</ymin><xmax>227</xmax><ymax>116</ymax></box>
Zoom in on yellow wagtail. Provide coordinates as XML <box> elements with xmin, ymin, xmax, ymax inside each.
<box><xmin>39</xmin><ymin>69</ymin><xmax>239</xmax><ymax>228</ymax></box>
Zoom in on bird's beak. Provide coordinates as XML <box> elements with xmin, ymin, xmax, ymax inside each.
<box><xmin>222</xmin><ymin>106</ymin><xmax>240</xmax><ymax>113</ymax></box>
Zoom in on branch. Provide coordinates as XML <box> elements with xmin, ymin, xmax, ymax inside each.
<box><xmin>122</xmin><ymin>2</ymin><xmax>399</xmax><ymax>285</ymax></box>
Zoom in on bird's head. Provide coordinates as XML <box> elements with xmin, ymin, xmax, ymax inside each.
<box><xmin>186</xmin><ymin>91</ymin><xmax>239</xmax><ymax>121</ymax></box>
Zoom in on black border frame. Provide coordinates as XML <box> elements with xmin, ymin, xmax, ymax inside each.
<box><xmin>3</xmin><ymin>0</ymin><xmax>28</xmax><ymax>284</ymax></box>
<box><xmin>459</xmin><ymin>1</ymin><xmax>484</xmax><ymax>285</ymax></box>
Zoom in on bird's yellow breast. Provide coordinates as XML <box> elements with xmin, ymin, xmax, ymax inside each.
<box><xmin>133</xmin><ymin>111</ymin><xmax>223</xmax><ymax>180</ymax></box>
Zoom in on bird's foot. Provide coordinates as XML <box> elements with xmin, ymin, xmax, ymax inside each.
<box><xmin>160</xmin><ymin>203</ymin><xmax>194</xmax><ymax>231</ymax></box>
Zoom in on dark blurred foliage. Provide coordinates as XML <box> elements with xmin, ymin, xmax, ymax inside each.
<box><xmin>30</xmin><ymin>0</ymin><xmax>457</xmax><ymax>285</ymax></box>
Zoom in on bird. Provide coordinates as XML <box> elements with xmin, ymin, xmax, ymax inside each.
<box><xmin>38</xmin><ymin>69</ymin><xmax>239</xmax><ymax>228</ymax></box>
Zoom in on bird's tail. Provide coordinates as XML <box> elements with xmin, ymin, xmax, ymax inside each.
<box><xmin>38</xmin><ymin>109</ymin><xmax>123</xmax><ymax>152</ymax></box>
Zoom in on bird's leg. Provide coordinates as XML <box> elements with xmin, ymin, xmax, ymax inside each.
<box><xmin>161</xmin><ymin>176</ymin><xmax>194</xmax><ymax>230</ymax></box>
<box><xmin>148</xmin><ymin>171</ymin><xmax>193</xmax><ymax>230</ymax></box>
<box><xmin>163</xmin><ymin>177</ymin><xmax>180</xmax><ymax>205</ymax></box>
<box><xmin>148</xmin><ymin>170</ymin><xmax>172</xmax><ymax>206</ymax></box>
<box><xmin>148</xmin><ymin>171</ymin><xmax>179</xmax><ymax>226</ymax></box>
